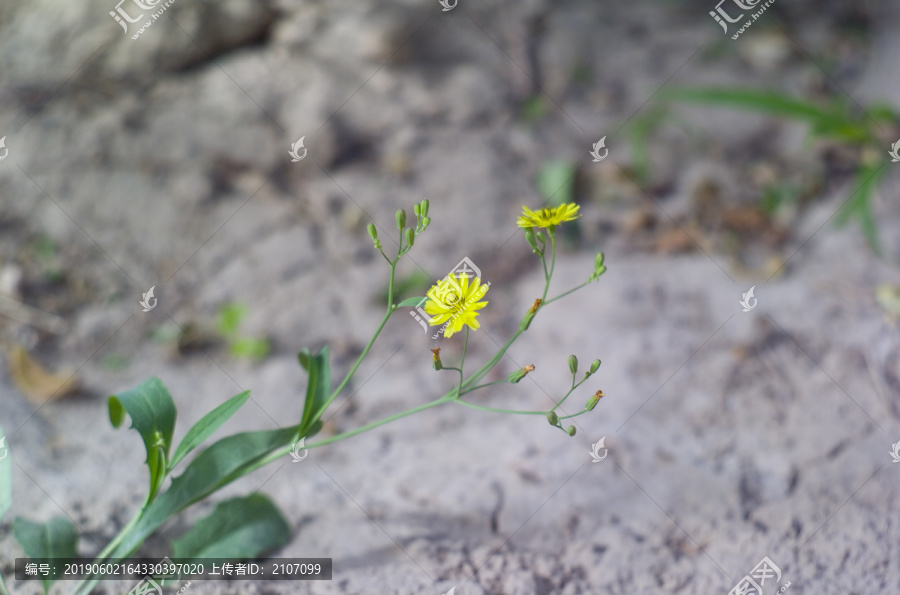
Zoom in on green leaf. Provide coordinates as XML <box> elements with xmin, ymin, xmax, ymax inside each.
<box><xmin>13</xmin><ymin>517</ymin><xmax>79</xmax><ymax>593</ymax></box>
<box><xmin>835</xmin><ymin>162</ymin><xmax>887</xmax><ymax>255</ymax></box>
<box><xmin>298</xmin><ymin>346</ymin><xmax>331</xmax><ymax>436</ymax></box>
<box><xmin>0</xmin><ymin>422</ymin><xmax>10</xmax><ymax>524</ymax></box>
<box><xmin>170</xmin><ymin>391</ymin><xmax>251</xmax><ymax>469</ymax></box>
<box><xmin>230</xmin><ymin>337</ymin><xmax>271</xmax><ymax>360</ymax></box>
<box><xmin>397</xmin><ymin>296</ymin><xmax>427</xmax><ymax>308</ymax></box>
<box><xmin>108</xmin><ymin>377</ymin><xmax>177</xmax><ymax>503</ymax></box>
<box><xmin>537</xmin><ymin>160</ymin><xmax>576</xmax><ymax>206</ymax></box>
<box><xmin>172</xmin><ymin>494</ymin><xmax>290</xmax><ymax>560</ymax></box>
<box><xmin>661</xmin><ymin>87</ymin><xmax>840</xmax><ymax>123</ymax></box>
<box><xmin>110</xmin><ymin>425</ymin><xmax>299</xmax><ymax>561</ymax></box>
<box><xmin>216</xmin><ymin>303</ymin><xmax>247</xmax><ymax>337</ymax></box>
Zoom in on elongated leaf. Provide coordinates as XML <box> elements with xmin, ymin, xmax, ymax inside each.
<box><xmin>172</xmin><ymin>494</ymin><xmax>290</xmax><ymax>560</ymax></box>
<box><xmin>170</xmin><ymin>391</ymin><xmax>251</xmax><ymax>468</ymax></box>
<box><xmin>110</xmin><ymin>425</ymin><xmax>298</xmax><ymax>560</ymax></box>
<box><xmin>835</xmin><ymin>162</ymin><xmax>887</xmax><ymax>255</ymax></box>
<box><xmin>397</xmin><ymin>296</ymin><xmax>427</xmax><ymax>308</ymax></box>
<box><xmin>13</xmin><ymin>517</ymin><xmax>79</xmax><ymax>593</ymax></box>
<box><xmin>662</xmin><ymin>87</ymin><xmax>842</xmax><ymax>124</ymax></box>
<box><xmin>0</xmin><ymin>422</ymin><xmax>10</xmax><ymax>524</ymax></box>
<box><xmin>109</xmin><ymin>378</ymin><xmax>177</xmax><ymax>503</ymax></box>
<box><xmin>298</xmin><ymin>347</ymin><xmax>331</xmax><ymax>436</ymax></box>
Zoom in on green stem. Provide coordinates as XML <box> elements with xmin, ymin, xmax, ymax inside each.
<box><xmin>453</xmin><ymin>400</ymin><xmax>546</xmax><ymax>415</ymax></box>
<box><xmin>459</xmin><ymin>329</ymin><xmax>524</xmax><ymax>392</ymax></box>
<box><xmin>457</xmin><ymin>327</ymin><xmax>469</xmax><ymax>396</ymax></box>
<box><xmin>315</xmin><ymin>259</ymin><xmax>398</xmax><ymax>419</ymax></box>
<box><xmin>463</xmin><ymin>379</ymin><xmax>510</xmax><ymax>392</ymax></box>
<box><xmin>543</xmin><ymin>281</ymin><xmax>590</xmax><ymax>306</ymax></box>
<box><xmin>70</xmin><ymin>509</ymin><xmax>144</xmax><ymax>594</ymax></box>
<box><xmin>0</xmin><ymin>571</ymin><xmax>8</xmax><ymax>595</ymax></box>
<box><xmin>550</xmin><ymin>376</ymin><xmax>589</xmax><ymax>413</ymax></box>
<box><xmin>305</xmin><ymin>396</ymin><xmax>453</xmax><ymax>449</ymax></box>
<box><xmin>558</xmin><ymin>409</ymin><xmax>589</xmax><ymax>420</ymax></box>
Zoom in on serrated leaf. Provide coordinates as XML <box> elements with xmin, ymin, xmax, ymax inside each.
<box><xmin>108</xmin><ymin>425</ymin><xmax>299</xmax><ymax>561</ymax></box>
<box><xmin>108</xmin><ymin>377</ymin><xmax>177</xmax><ymax>503</ymax></box>
<box><xmin>13</xmin><ymin>517</ymin><xmax>79</xmax><ymax>594</ymax></box>
<box><xmin>171</xmin><ymin>494</ymin><xmax>290</xmax><ymax>560</ymax></box>
<box><xmin>397</xmin><ymin>296</ymin><xmax>427</xmax><ymax>308</ymax></box>
<box><xmin>298</xmin><ymin>346</ymin><xmax>331</xmax><ymax>436</ymax></box>
<box><xmin>170</xmin><ymin>391</ymin><xmax>251</xmax><ymax>469</ymax></box>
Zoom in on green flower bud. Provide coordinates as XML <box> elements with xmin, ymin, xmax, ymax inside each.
<box><xmin>589</xmin><ymin>359</ymin><xmax>601</xmax><ymax>375</ymax></box>
<box><xmin>568</xmin><ymin>355</ymin><xmax>578</xmax><ymax>375</ymax></box>
<box><xmin>508</xmin><ymin>364</ymin><xmax>535</xmax><ymax>383</ymax></box>
<box><xmin>421</xmin><ymin>199</ymin><xmax>429</xmax><ymax>217</ymax></box>
<box><xmin>546</xmin><ymin>411</ymin><xmax>559</xmax><ymax>425</ymax></box>
<box><xmin>524</xmin><ymin>228</ymin><xmax>539</xmax><ymax>252</ymax></box>
<box><xmin>535</xmin><ymin>231</ymin><xmax>546</xmax><ymax>245</ymax></box>
<box><xmin>396</xmin><ymin>209</ymin><xmax>407</xmax><ymax>230</ymax></box>
<box><xmin>422</xmin><ymin>216</ymin><xmax>431</xmax><ymax>228</ymax></box>
<box><xmin>585</xmin><ymin>389</ymin><xmax>604</xmax><ymax>411</ymax></box>
<box><xmin>374</xmin><ymin>239</ymin><xmax>382</xmax><ymax>250</ymax></box>
<box><xmin>405</xmin><ymin>228</ymin><xmax>415</xmax><ymax>248</ymax></box>
<box><xmin>432</xmin><ymin>348</ymin><xmax>442</xmax><ymax>371</ymax></box>
<box><xmin>413</xmin><ymin>203</ymin><xmax>421</xmax><ymax>217</ymax></box>
<box><xmin>367</xmin><ymin>223</ymin><xmax>378</xmax><ymax>240</ymax></box>
<box><xmin>567</xmin><ymin>425</ymin><xmax>576</xmax><ymax>436</ymax></box>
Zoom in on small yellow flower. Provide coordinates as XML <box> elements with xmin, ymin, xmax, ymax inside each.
<box><xmin>425</xmin><ymin>273</ymin><xmax>489</xmax><ymax>338</ymax></box>
<box><xmin>517</xmin><ymin>203</ymin><xmax>581</xmax><ymax>229</ymax></box>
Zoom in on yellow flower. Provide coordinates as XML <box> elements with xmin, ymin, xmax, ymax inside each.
<box><xmin>425</xmin><ymin>273</ymin><xmax>489</xmax><ymax>338</ymax></box>
<box><xmin>516</xmin><ymin>203</ymin><xmax>581</xmax><ymax>229</ymax></box>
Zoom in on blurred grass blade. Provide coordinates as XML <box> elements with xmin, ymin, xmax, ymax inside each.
<box><xmin>299</xmin><ymin>347</ymin><xmax>331</xmax><ymax>436</ymax></box>
<box><xmin>109</xmin><ymin>425</ymin><xmax>299</xmax><ymax>561</ymax></box>
<box><xmin>170</xmin><ymin>391</ymin><xmax>251</xmax><ymax>468</ymax></box>
<box><xmin>835</xmin><ymin>162</ymin><xmax>887</xmax><ymax>255</ymax></box>
<box><xmin>537</xmin><ymin>160</ymin><xmax>576</xmax><ymax>206</ymax></box>
<box><xmin>0</xmin><ymin>422</ymin><xmax>9</xmax><ymax>595</ymax></box>
<box><xmin>171</xmin><ymin>494</ymin><xmax>290</xmax><ymax>560</ymax></box>
<box><xmin>661</xmin><ymin>87</ymin><xmax>840</xmax><ymax>123</ymax></box>
<box><xmin>108</xmin><ymin>377</ymin><xmax>177</xmax><ymax>503</ymax></box>
<box><xmin>13</xmin><ymin>517</ymin><xmax>79</xmax><ymax>594</ymax></box>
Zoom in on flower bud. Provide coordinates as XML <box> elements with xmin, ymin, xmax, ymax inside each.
<box><xmin>367</xmin><ymin>223</ymin><xmax>378</xmax><ymax>240</ymax></box>
<box><xmin>421</xmin><ymin>199</ymin><xmax>429</xmax><ymax>217</ymax></box>
<box><xmin>422</xmin><ymin>216</ymin><xmax>431</xmax><ymax>228</ymax></box>
<box><xmin>413</xmin><ymin>203</ymin><xmax>421</xmax><ymax>217</ymax></box>
<box><xmin>520</xmin><ymin>299</ymin><xmax>542</xmax><ymax>331</ymax></box>
<box><xmin>508</xmin><ymin>364</ymin><xmax>535</xmax><ymax>383</ymax></box>
<box><xmin>567</xmin><ymin>425</ymin><xmax>576</xmax><ymax>436</ymax></box>
<box><xmin>396</xmin><ymin>209</ymin><xmax>407</xmax><ymax>230</ymax></box>
<box><xmin>524</xmin><ymin>228</ymin><xmax>539</xmax><ymax>252</ymax></box>
<box><xmin>589</xmin><ymin>359</ymin><xmax>601</xmax><ymax>375</ymax></box>
<box><xmin>546</xmin><ymin>411</ymin><xmax>559</xmax><ymax>425</ymax></box>
<box><xmin>432</xmin><ymin>347</ymin><xmax>442</xmax><ymax>371</ymax></box>
<box><xmin>568</xmin><ymin>355</ymin><xmax>578</xmax><ymax>375</ymax></box>
<box><xmin>585</xmin><ymin>389</ymin><xmax>604</xmax><ymax>411</ymax></box>
<box><xmin>405</xmin><ymin>228</ymin><xmax>415</xmax><ymax>248</ymax></box>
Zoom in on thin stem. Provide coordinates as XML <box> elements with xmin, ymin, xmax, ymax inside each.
<box><xmin>542</xmin><ymin>232</ymin><xmax>557</xmax><ymax>302</ymax></box>
<box><xmin>459</xmin><ymin>329</ymin><xmax>523</xmax><ymax>392</ymax></box>
<box><xmin>305</xmin><ymin>397</ymin><xmax>453</xmax><ymax>449</ymax></box>
<box><xmin>457</xmin><ymin>327</ymin><xmax>469</xmax><ymax>396</ymax></box>
<box><xmin>0</xmin><ymin>571</ymin><xmax>8</xmax><ymax>595</ymax></box>
<box><xmin>70</xmin><ymin>509</ymin><xmax>144</xmax><ymax>594</ymax></box>
<box><xmin>543</xmin><ymin>281</ymin><xmax>590</xmax><ymax>306</ymax></box>
<box><xmin>453</xmin><ymin>400</ymin><xmax>546</xmax><ymax>415</ymax></box>
<box><xmin>315</xmin><ymin>259</ymin><xmax>398</xmax><ymax>419</ymax></box>
<box><xmin>550</xmin><ymin>375</ymin><xmax>590</xmax><ymax>413</ymax></box>
<box><xmin>463</xmin><ymin>379</ymin><xmax>509</xmax><ymax>392</ymax></box>
<box><xmin>558</xmin><ymin>409</ymin><xmax>589</xmax><ymax>420</ymax></box>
